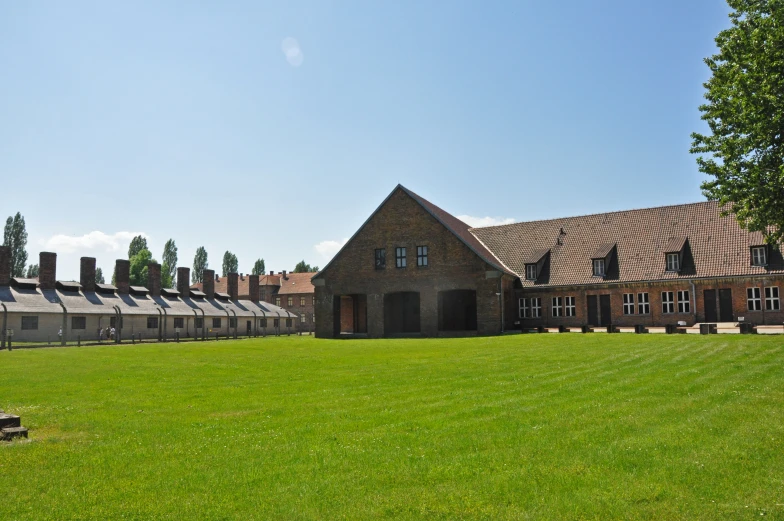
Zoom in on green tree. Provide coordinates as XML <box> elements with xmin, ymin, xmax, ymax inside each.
<box><xmin>162</xmin><ymin>239</ymin><xmax>177</xmax><ymax>288</ymax></box>
<box><xmin>691</xmin><ymin>0</ymin><xmax>784</xmax><ymax>243</ymax></box>
<box><xmin>95</xmin><ymin>267</ymin><xmax>105</xmax><ymax>284</ymax></box>
<box><xmin>25</xmin><ymin>264</ymin><xmax>39</xmax><ymax>278</ymax></box>
<box><xmin>3</xmin><ymin>212</ymin><xmax>28</xmax><ymax>277</ymax></box>
<box><xmin>251</xmin><ymin>258</ymin><xmax>266</xmax><ymax>275</ymax></box>
<box><xmin>129</xmin><ymin>249</ymin><xmax>155</xmax><ymax>287</ymax></box>
<box><xmin>222</xmin><ymin>251</ymin><xmax>238</xmax><ymax>276</ymax></box>
<box><xmin>128</xmin><ymin>235</ymin><xmax>148</xmax><ymax>259</ymax></box>
<box><xmin>192</xmin><ymin>247</ymin><xmax>208</xmax><ymax>283</ymax></box>
<box><xmin>293</xmin><ymin>260</ymin><xmax>319</xmax><ymax>273</ymax></box>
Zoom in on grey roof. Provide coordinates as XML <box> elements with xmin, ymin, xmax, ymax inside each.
<box><xmin>11</xmin><ymin>277</ymin><xmax>39</xmax><ymax>287</ymax></box>
<box><xmin>96</xmin><ymin>283</ymin><xmax>117</xmax><ymax>292</ymax></box>
<box><xmin>161</xmin><ymin>288</ymin><xmax>180</xmax><ymax>297</ymax></box>
<box><xmin>57</xmin><ymin>280</ymin><xmax>82</xmax><ymax>291</ymax></box>
<box><xmin>130</xmin><ymin>286</ymin><xmax>149</xmax><ymax>294</ymax></box>
<box><xmin>0</xmin><ymin>287</ymin><xmax>63</xmax><ymax>313</ymax></box>
<box><xmin>189</xmin><ymin>289</ymin><xmax>206</xmax><ymax>298</ymax></box>
<box><xmin>214</xmin><ymin>292</ymin><xmax>231</xmax><ymax>299</ymax></box>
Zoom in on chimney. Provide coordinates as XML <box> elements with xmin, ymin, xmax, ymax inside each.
<box><xmin>215</xmin><ymin>273</ymin><xmax>219</xmax><ymax>281</ymax></box>
<box><xmin>240</xmin><ymin>272</ymin><xmax>244</xmax><ymax>280</ymax></box>
<box><xmin>115</xmin><ymin>259</ymin><xmax>130</xmax><ymax>294</ymax></box>
<box><xmin>269</xmin><ymin>270</ymin><xmax>273</xmax><ymax>276</ymax></box>
<box><xmin>203</xmin><ymin>269</ymin><xmax>215</xmax><ymax>299</ymax></box>
<box><xmin>148</xmin><ymin>262</ymin><xmax>161</xmax><ymax>297</ymax></box>
<box><xmin>0</xmin><ymin>246</ymin><xmax>10</xmax><ymax>286</ymax></box>
<box><xmin>228</xmin><ymin>272</ymin><xmax>239</xmax><ymax>301</ymax></box>
<box><xmin>177</xmin><ymin>267</ymin><xmax>190</xmax><ymax>297</ymax></box>
<box><xmin>39</xmin><ymin>252</ymin><xmax>57</xmax><ymax>290</ymax></box>
<box><xmin>282</xmin><ymin>270</ymin><xmax>287</xmax><ymax>280</ymax></box>
<box><xmin>249</xmin><ymin>274</ymin><xmax>260</xmax><ymax>302</ymax></box>
<box><xmin>80</xmin><ymin>257</ymin><xmax>96</xmax><ymax>292</ymax></box>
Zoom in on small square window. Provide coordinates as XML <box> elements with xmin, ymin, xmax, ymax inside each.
<box><xmin>260</xmin><ymin>318</ymin><xmax>267</xmax><ymax>328</ymax></box>
<box><xmin>417</xmin><ymin>246</ymin><xmax>428</xmax><ymax>267</ymax></box>
<box><xmin>637</xmin><ymin>293</ymin><xmax>650</xmax><ymax>314</ymax></box>
<box><xmin>751</xmin><ymin>246</ymin><xmax>767</xmax><ymax>266</ymax></box>
<box><xmin>287</xmin><ymin>297</ymin><xmax>293</xmax><ymax>307</ymax></box>
<box><xmin>593</xmin><ymin>259</ymin><xmax>605</xmax><ymax>277</ymax></box>
<box><xmin>375</xmin><ymin>249</ymin><xmax>386</xmax><ymax>269</ymax></box>
<box><xmin>173</xmin><ymin>317</ymin><xmax>184</xmax><ymax>329</ymax></box>
<box><xmin>213</xmin><ymin>318</ymin><xmax>221</xmax><ymax>328</ymax></box>
<box><xmin>229</xmin><ymin>318</ymin><xmax>237</xmax><ymax>328</ymax></box>
<box><xmin>662</xmin><ymin>291</ymin><xmax>674</xmax><ymax>314</ymax></box>
<box><xmin>300</xmin><ymin>296</ymin><xmax>305</xmax><ymax>306</ymax></box>
<box><xmin>21</xmin><ymin>316</ymin><xmax>38</xmax><ymax>330</ymax></box>
<box><xmin>564</xmin><ymin>296</ymin><xmax>576</xmax><ymax>317</ymax></box>
<box><xmin>666</xmin><ymin>253</ymin><xmax>680</xmax><ymax>272</ymax></box>
<box><xmin>396</xmin><ymin>247</ymin><xmax>407</xmax><ymax>268</ymax></box>
<box><xmin>71</xmin><ymin>317</ymin><xmax>86</xmax><ymax>330</ymax></box>
<box><xmin>765</xmin><ymin>287</ymin><xmax>780</xmax><ymax>311</ymax></box>
<box><xmin>275</xmin><ymin>297</ymin><xmax>281</xmax><ymax>307</ymax></box>
<box><xmin>525</xmin><ymin>265</ymin><xmax>537</xmax><ymax>280</ymax></box>
<box><xmin>623</xmin><ymin>293</ymin><xmax>635</xmax><ymax>315</ymax></box>
<box><xmin>747</xmin><ymin>287</ymin><xmax>761</xmax><ymax>311</ymax></box>
<box><xmin>300</xmin><ymin>315</ymin><xmax>306</xmax><ymax>323</ymax></box>
<box><xmin>677</xmin><ymin>290</ymin><xmax>690</xmax><ymax>313</ymax></box>
<box><xmin>195</xmin><ymin>317</ymin><xmax>203</xmax><ymax>329</ymax></box>
<box><xmin>551</xmin><ymin>297</ymin><xmax>563</xmax><ymax>317</ymax></box>
<box><xmin>147</xmin><ymin>317</ymin><xmax>159</xmax><ymax>329</ymax></box>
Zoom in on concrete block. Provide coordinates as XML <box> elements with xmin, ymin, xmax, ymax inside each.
<box><xmin>0</xmin><ymin>414</ymin><xmax>21</xmax><ymax>429</ymax></box>
<box><xmin>1</xmin><ymin>426</ymin><xmax>28</xmax><ymax>441</ymax></box>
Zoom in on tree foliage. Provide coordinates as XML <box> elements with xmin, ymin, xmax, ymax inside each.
<box><xmin>192</xmin><ymin>247</ymin><xmax>208</xmax><ymax>283</ymax></box>
<box><xmin>691</xmin><ymin>0</ymin><xmax>784</xmax><ymax>243</ymax></box>
<box><xmin>129</xmin><ymin>249</ymin><xmax>155</xmax><ymax>287</ymax></box>
<box><xmin>252</xmin><ymin>258</ymin><xmax>266</xmax><ymax>276</ymax></box>
<box><xmin>128</xmin><ymin>235</ymin><xmax>148</xmax><ymax>259</ymax></box>
<box><xmin>162</xmin><ymin>239</ymin><xmax>177</xmax><ymax>288</ymax></box>
<box><xmin>293</xmin><ymin>260</ymin><xmax>319</xmax><ymax>273</ymax></box>
<box><xmin>222</xmin><ymin>251</ymin><xmax>238</xmax><ymax>276</ymax></box>
<box><xmin>3</xmin><ymin>212</ymin><xmax>28</xmax><ymax>277</ymax></box>
<box><xmin>26</xmin><ymin>264</ymin><xmax>39</xmax><ymax>278</ymax></box>
<box><xmin>95</xmin><ymin>267</ymin><xmax>105</xmax><ymax>284</ymax></box>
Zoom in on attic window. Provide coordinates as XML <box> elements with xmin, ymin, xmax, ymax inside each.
<box><xmin>130</xmin><ymin>286</ymin><xmax>149</xmax><ymax>296</ymax></box>
<box><xmin>525</xmin><ymin>264</ymin><xmax>537</xmax><ymax>280</ymax></box>
<box><xmin>666</xmin><ymin>253</ymin><xmax>680</xmax><ymax>272</ymax></box>
<box><xmin>57</xmin><ymin>281</ymin><xmax>82</xmax><ymax>292</ymax></box>
<box><xmin>161</xmin><ymin>288</ymin><xmax>180</xmax><ymax>297</ymax></box>
<box><xmin>592</xmin><ymin>259</ymin><xmax>605</xmax><ymax>277</ymax></box>
<box><xmin>96</xmin><ymin>283</ymin><xmax>117</xmax><ymax>294</ymax></box>
<box><xmin>751</xmin><ymin>246</ymin><xmax>767</xmax><ymax>266</ymax></box>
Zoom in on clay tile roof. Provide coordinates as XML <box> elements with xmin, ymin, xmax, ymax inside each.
<box><xmin>663</xmin><ymin>236</ymin><xmax>687</xmax><ymax>253</ymax></box>
<box><xmin>523</xmin><ymin>249</ymin><xmax>550</xmax><ymax>264</ymax></box>
<box><xmin>277</xmin><ymin>272</ymin><xmax>315</xmax><ymax>295</ymax></box>
<box><xmin>259</xmin><ymin>275</ymin><xmax>281</xmax><ymax>286</ymax></box>
<box><xmin>470</xmin><ymin>200</ymin><xmax>784</xmax><ymax>288</ymax></box>
<box><xmin>591</xmin><ymin>243</ymin><xmax>616</xmax><ymax>259</ymax></box>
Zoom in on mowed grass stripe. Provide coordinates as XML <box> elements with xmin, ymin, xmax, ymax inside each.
<box><xmin>2</xmin><ymin>334</ymin><xmax>783</xmax><ymax>520</ymax></box>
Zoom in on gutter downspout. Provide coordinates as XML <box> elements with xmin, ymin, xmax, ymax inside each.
<box><xmin>58</xmin><ymin>298</ymin><xmax>68</xmax><ymax>346</ymax></box>
<box><xmin>1</xmin><ymin>302</ymin><xmax>6</xmax><ymax>349</ymax></box>
<box><xmin>690</xmin><ymin>280</ymin><xmax>697</xmax><ymax>325</ymax></box>
<box><xmin>230</xmin><ymin>309</ymin><xmax>237</xmax><ymax>339</ymax></box>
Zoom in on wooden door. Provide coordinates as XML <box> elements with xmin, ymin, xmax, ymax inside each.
<box><xmin>600</xmin><ymin>295</ymin><xmax>612</xmax><ymax>326</ymax></box>
<box><xmin>704</xmin><ymin>289</ymin><xmax>717</xmax><ymax>322</ymax></box>
<box><xmin>719</xmin><ymin>289</ymin><xmax>733</xmax><ymax>322</ymax></box>
<box><xmin>587</xmin><ymin>295</ymin><xmax>598</xmax><ymax>326</ymax></box>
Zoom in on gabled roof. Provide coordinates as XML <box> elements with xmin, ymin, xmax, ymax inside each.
<box><xmin>523</xmin><ymin>249</ymin><xmax>550</xmax><ymax>265</ymax></box>
<box><xmin>591</xmin><ymin>243</ymin><xmax>616</xmax><ymax>259</ymax></box>
<box><xmin>314</xmin><ymin>185</ymin><xmax>514</xmax><ymax>278</ymax></box>
<box><xmin>663</xmin><ymin>237</ymin><xmax>688</xmax><ymax>253</ymax></box>
<box><xmin>471</xmin><ymin>200</ymin><xmax>784</xmax><ymax>288</ymax></box>
<box><xmin>277</xmin><ymin>272</ymin><xmax>316</xmax><ymax>295</ymax></box>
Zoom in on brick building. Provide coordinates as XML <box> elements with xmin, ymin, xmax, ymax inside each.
<box><xmin>313</xmin><ymin>185</ymin><xmax>784</xmax><ymax>338</ymax></box>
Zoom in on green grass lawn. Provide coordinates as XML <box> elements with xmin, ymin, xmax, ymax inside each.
<box><xmin>2</xmin><ymin>334</ymin><xmax>783</xmax><ymax>520</ymax></box>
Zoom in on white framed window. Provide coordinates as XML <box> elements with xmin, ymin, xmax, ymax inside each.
<box><xmin>525</xmin><ymin>264</ymin><xmax>537</xmax><ymax>280</ymax></box>
<box><xmin>593</xmin><ymin>259</ymin><xmax>605</xmax><ymax>277</ymax></box>
<box><xmin>301</xmin><ymin>315</ymin><xmax>306</xmax><ymax>323</ymax></box>
<box><xmin>623</xmin><ymin>293</ymin><xmax>635</xmax><ymax>315</ymax></box>
<box><xmin>662</xmin><ymin>291</ymin><xmax>674</xmax><ymax>314</ymax></box>
<box><xmin>747</xmin><ymin>287</ymin><xmax>762</xmax><ymax>311</ymax></box>
<box><xmin>637</xmin><ymin>292</ymin><xmax>650</xmax><ymax>314</ymax></box>
<box><xmin>765</xmin><ymin>287</ymin><xmax>780</xmax><ymax>311</ymax></box>
<box><xmin>531</xmin><ymin>298</ymin><xmax>541</xmax><ymax>318</ymax></box>
<box><xmin>564</xmin><ymin>296</ymin><xmax>576</xmax><ymax>317</ymax></box>
<box><xmin>519</xmin><ymin>298</ymin><xmax>529</xmax><ymax>318</ymax></box>
<box><xmin>395</xmin><ymin>247</ymin><xmax>407</xmax><ymax>268</ymax></box>
<box><xmin>677</xmin><ymin>290</ymin><xmax>690</xmax><ymax>313</ymax></box>
<box><xmin>552</xmin><ymin>297</ymin><xmax>563</xmax><ymax>317</ymax></box>
<box><xmin>417</xmin><ymin>246</ymin><xmax>428</xmax><ymax>267</ymax></box>
<box><xmin>666</xmin><ymin>253</ymin><xmax>680</xmax><ymax>272</ymax></box>
<box><xmin>751</xmin><ymin>246</ymin><xmax>767</xmax><ymax>266</ymax></box>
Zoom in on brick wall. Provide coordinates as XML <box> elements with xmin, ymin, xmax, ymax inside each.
<box><xmin>315</xmin><ymin>188</ymin><xmax>507</xmax><ymax>338</ymax></box>
<box><xmin>177</xmin><ymin>267</ymin><xmax>190</xmax><ymax>296</ymax></box>
<box><xmin>203</xmin><ymin>269</ymin><xmax>215</xmax><ymax>299</ymax></box>
<box><xmin>39</xmin><ymin>252</ymin><xmax>57</xmax><ymax>290</ymax></box>
<box><xmin>0</xmin><ymin>245</ymin><xmax>10</xmax><ymax>285</ymax></box>
<box><xmin>80</xmin><ymin>257</ymin><xmax>96</xmax><ymax>292</ymax></box>
<box><xmin>148</xmin><ymin>263</ymin><xmax>161</xmax><ymax>297</ymax></box>
<box><xmin>115</xmin><ymin>259</ymin><xmax>130</xmax><ymax>294</ymax></box>
<box><xmin>248</xmin><ymin>274</ymin><xmax>260</xmax><ymax>302</ymax></box>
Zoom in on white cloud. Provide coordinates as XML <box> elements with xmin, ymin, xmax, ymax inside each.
<box><xmin>40</xmin><ymin>231</ymin><xmax>148</xmax><ymax>254</ymax></box>
<box><xmin>314</xmin><ymin>238</ymin><xmax>348</xmax><ymax>261</ymax></box>
<box><xmin>457</xmin><ymin>215</ymin><xmax>517</xmax><ymax>228</ymax></box>
<box><xmin>281</xmin><ymin>37</ymin><xmax>304</xmax><ymax>67</ymax></box>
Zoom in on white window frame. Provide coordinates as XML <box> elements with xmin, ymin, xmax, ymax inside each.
<box><xmin>519</xmin><ymin>298</ymin><xmax>530</xmax><ymax>319</ymax></box>
<box><xmin>677</xmin><ymin>290</ymin><xmax>690</xmax><ymax>313</ymax></box>
<box><xmin>751</xmin><ymin>246</ymin><xmax>767</xmax><ymax>266</ymax></box>
<box><xmin>637</xmin><ymin>292</ymin><xmax>650</xmax><ymax>315</ymax></box>
<box><xmin>525</xmin><ymin>264</ymin><xmax>537</xmax><ymax>280</ymax></box>
<box><xmin>417</xmin><ymin>245</ymin><xmax>428</xmax><ymax>267</ymax></box>
<box><xmin>564</xmin><ymin>296</ymin><xmax>576</xmax><ymax>317</ymax></box>
<box><xmin>623</xmin><ymin>293</ymin><xmax>635</xmax><ymax>315</ymax></box>
<box><xmin>666</xmin><ymin>253</ymin><xmax>680</xmax><ymax>272</ymax></box>
<box><xmin>552</xmin><ymin>297</ymin><xmax>563</xmax><ymax>317</ymax></box>
<box><xmin>765</xmin><ymin>286</ymin><xmax>780</xmax><ymax>311</ymax></box>
<box><xmin>592</xmin><ymin>259</ymin><xmax>605</xmax><ymax>277</ymax></box>
<box><xmin>747</xmin><ymin>287</ymin><xmax>762</xmax><ymax>311</ymax></box>
<box><xmin>662</xmin><ymin>291</ymin><xmax>674</xmax><ymax>314</ymax></box>
<box><xmin>531</xmin><ymin>297</ymin><xmax>541</xmax><ymax>318</ymax></box>
<box><xmin>395</xmin><ymin>247</ymin><xmax>407</xmax><ymax>268</ymax></box>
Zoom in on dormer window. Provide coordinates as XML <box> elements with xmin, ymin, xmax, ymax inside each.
<box><xmin>592</xmin><ymin>259</ymin><xmax>605</xmax><ymax>277</ymax></box>
<box><xmin>525</xmin><ymin>264</ymin><xmax>537</xmax><ymax>280</ymax></box>
<box><xmin>751</xmin><ymin>246</ymin><xmax>767</xmax><ymax>266</ymax></box>
<box><xmin>666</xmin><ymin>253</ymin><xmax>680</xmax><ymax>272</ymax></box>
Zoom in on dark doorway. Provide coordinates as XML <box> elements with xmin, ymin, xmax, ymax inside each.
<box><xmin>599</xmin><ymin>295</ymin><xmax>612</xmax><ymax>326</ymax></box>
<box><xmin>438</xmin><ymin>290</ymin><xmax>477</xmax><ymax>331</ymax></box>
<box><xmin>246</xmin><ymin>320</ymin><xmax>252</xmax><ymax>335</ymax></box>
<box><xmin>587</xmin><ymin>295</ymin><xmax>599</xmax><ymax>326</ymax></box>
<box><xmin>384</xmin><ymin>292</ymin><xmax>420</xmax><ymax>335</ymax></box>
<box><xmin>704</xmin><ymin>289</ymin><xmax>717</xmax><ymax>322</ymax></box>
<box><xmin>719</xmin><ymin>289</ymin><xmax>733</xmax><ymax>322</ymax></box>
<box><xmin>335</xmin><ymin>294</ymin><xmax>367</xmax><ymax>335</ymax></box>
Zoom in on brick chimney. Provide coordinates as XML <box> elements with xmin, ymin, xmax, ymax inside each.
<box><xmin>203</xmin><ymin>269</ymin><xmax>215</xmax><ymax>299</ymax></box>
<box><xmin>269</xmin><ymin>270</ymin><xmax>273</xmax><ymax>276</ymax></box>
<box><xmin>0</xmin><ymin>246</ymin><xmax>10</xmax><ymax>286</ymax></box>
<box><xmin>39</xmin><ymin>252</ymin><xmax>57</xmax><ymax>290</ymax></box>
<box><xmin>177</xmin><ymin>267</ymin><xmax>190</xmax><ymax>297</ymax></box>
<box><xmin>228</xmin><ymin>272</ymin><xmax>238</xmax><ymax>301</ymax></box>
<box><xmin>148</xmin><ymin>262</ymin><xmax>161</xmax><ymax>297</ymax></box>
<box><xmin>80</xmin><ymin>257</ymin><xmax>96</xmax><ymax>292</ymax></box>
<box><xmin>115</xmin><ymin>259</ymin><xmax>130</xmax><ymax>294</ymax></box>
<box><xmin>249</xmin><ymin>274</ymin><xmax>260</xmax><ymax>302</ymax></box>
<box><xmin>282</xmin><ymin>270</ymin><xmax>287</xmax><ymax>279</ymax></box>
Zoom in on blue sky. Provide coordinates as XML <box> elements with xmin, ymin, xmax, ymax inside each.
<box><xmin>0</xmin><ymin>1</ymin><xmax>730</xmax><ymax>280</ymax></box>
